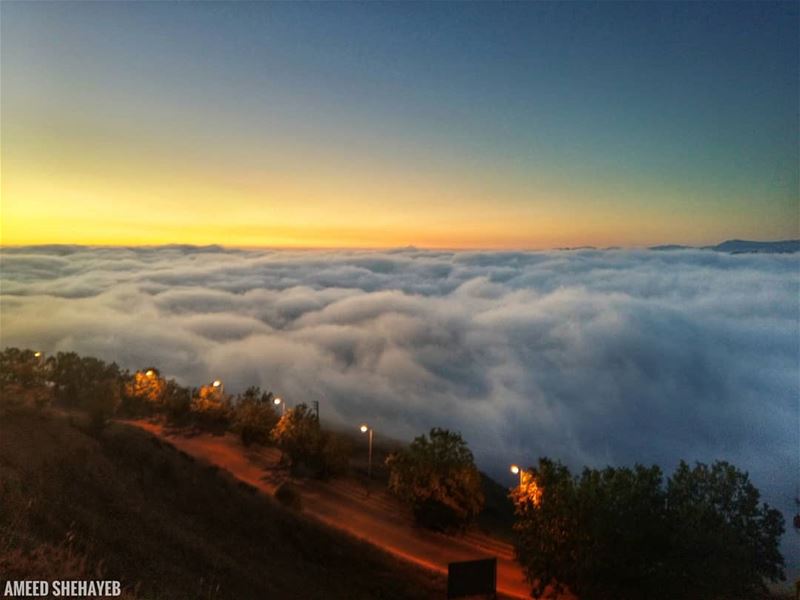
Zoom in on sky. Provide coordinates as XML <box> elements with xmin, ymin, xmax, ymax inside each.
<box><xmin>1</xmin><ymin>245</ymin><xmax>798</xmax><ymax>578</ymax></box>
<box><xmin>1</xmin><ymin>1</ymin><xmax>798</xmax><ymax>248</ymax></box>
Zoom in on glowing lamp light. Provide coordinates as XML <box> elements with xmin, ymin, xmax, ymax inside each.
<box><xmin>510</xmin><ymin>465</ymin><xmax>520</xmax><ymax>475</ymax></box>
<box><xmin>360</xmin><ymin>424</ymin><xmax>374</xmax><ymax>478</ymax></box>
<box><xmin>274</xmin><ymin>397</ymin><xmax>282</xmax><ymax>405</ymax></box>
<box><xmin>145</xmin><ymin>369</ymin><xmax>154</xmax><ymax>377</ymax></box>
<box><xmin>212</xmin><ymin>380</ymin><xmax>222</xmax><ymax>388</ymax></box>
<box><xmin>34</xmin><ymin>351</ymin><xmax>42</xmax><ymax>358</ymax></box>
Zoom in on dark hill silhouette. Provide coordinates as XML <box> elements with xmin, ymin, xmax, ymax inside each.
<box><xmin>650</xmin><ymin>239</ymin><xmax>799</xmax><ymax>254</ymax></box>
<box><xmin>0</xmin><ymin>405</ymin><xmax>443</xmax><ymax>599</ymax></box>
<box><xmin>706</xmin><ymin>239</ymin><xmax>800</xmax><ymax>254</ymax></box>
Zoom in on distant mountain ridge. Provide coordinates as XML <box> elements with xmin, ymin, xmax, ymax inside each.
<box><xmin>650</xmin><ymin>239</ymin><xmax>800</xmax><ymax>254</ymax></box>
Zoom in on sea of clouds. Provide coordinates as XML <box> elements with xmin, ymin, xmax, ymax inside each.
<box><xmin>1</xmin><ymin>245</ymin><xmax>798</xmax><ymax>572</ymax></box>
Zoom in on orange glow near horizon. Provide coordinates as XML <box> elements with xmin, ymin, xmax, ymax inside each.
<box><xmin>1</xmin><ymin>110</ymin><xmax>793</xmax><ymax>250</ymax></box>
<box><xmin>2</xmin><ymin>3</ymin><xmax>798</xmax><ymax>251</ymax></box>
<box><xmin>1</xmin><ymin>164</ymin><xmax>766</xmax><ymax>250</ymax></box>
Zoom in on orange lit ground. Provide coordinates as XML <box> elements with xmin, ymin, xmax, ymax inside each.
<box><xmin>123</xmin><ymin>419</ymin><xmax>533</xmax><ymax>599</ymax></box>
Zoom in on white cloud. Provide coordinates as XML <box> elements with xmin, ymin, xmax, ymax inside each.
<box><xmin>1</xmin><ymin>245</ymin><xmax>798</xmax><ymax>572</ymax></box>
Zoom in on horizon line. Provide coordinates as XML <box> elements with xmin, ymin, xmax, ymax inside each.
<box><xmin>1</xmin><ymin>237</ymin><xmax>799</xmax><ymax>253</ymax></box>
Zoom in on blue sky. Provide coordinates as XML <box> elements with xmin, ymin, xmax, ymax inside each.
<box><xmin>2</xmin><ymin>1</ymin><xmax>798</xmax><ymax>247</ymax></box>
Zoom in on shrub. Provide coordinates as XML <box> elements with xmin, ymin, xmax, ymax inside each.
<box><xmin>190</xmin><ymin>384</ymin><xmax>232</xmax><ymax>430</ymax></box>
<box><xmin>386</xmin><ymin>428</ymin><xmax>484</xmax><ymax>531</ymax></box>
<box><xmin>43</xmin><ymin>352</ymin><xmax>124</xmax><ymax>431</ymax></box>
<box><xmin>121</xmin><ymin>368</ymin><xmax>167</xmax><ymax>415</ymax></box>
<box><xmin>271</xmin><ymin>404</ymin><xmax>350</xmax><ymax>478</ymax></box>
<box><xmin>0</xmin><ymin>347</ymin><xmax>46</xmax><ymax>387</ymax></box>
<box><xmin>84</xmin><ymin>378</ymin><xmax>122</xmax><ymax>435</ymax></box>
<box><xmin>315</xmin><ymin>433</ymin><xmax>352</xmax><ymax>480</ymax></box>
<box><xmin>274</xmin><ymin>482</ymin><xmax>302</xmax><ymax>511</ymax></box>
<box><xmin>232</xmin><ymin>387</ymin><xmax>279</xmax><ymax>446</ymax></box>
<box><xmin>163</xmin><ymin>381</ymin><xmax>191</xmax><ymax>423</ymax></box>
<box><xmin>271</xmin><ymin>404</ymin><xmax>323</xmax><ymax>474</ymax></box>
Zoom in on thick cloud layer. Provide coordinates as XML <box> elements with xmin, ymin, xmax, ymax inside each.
<box><xmin>2</xmin><ymin>245</ymin><xmax>798</xmax><ymax>573</ymax></box>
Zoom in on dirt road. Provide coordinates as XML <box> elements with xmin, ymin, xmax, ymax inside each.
<box><xmin>125</xmin><ymin>420</ymin><xmax>531</xmax><ymax>599</ymax></box>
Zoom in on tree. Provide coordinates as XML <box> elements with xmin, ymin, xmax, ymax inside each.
<box><xmin>232</xmin><ymin>387</ymin><xmax>279</xmax><ymax>446</ymax></box>
<box><xmin>386</xmin><ymin>428</ymin><xmax>484</xmax><ymax>531</ymax></box>
<box><xmin>0</xmin><ymin>347</ymin><xmax>46</xmax><ymax>387</ymax></box>
<box><xmin>270</xmin><ymin>403</ymin><xmax>350</xmax><ymax>478</ymax></box>
<box><xmin>190</xmin><ymin>383</ymin><xmax>232</xmax><ymax>430</ymax></box>
<box><xmin>44</xmin><ymin>352</ymin><xmax>123</xmax><ymax>432</ymax></box>
<box><xmin>48</xmin><ymin>352</ymin><xmax>85</xmax><ymax>405</ymax></box>
<box><xmin>84</xmin><ymin>377</ymin><xmax>122</xmax><ymax>435</ymax></box>
<box><xmin>121</xmin><ymin>368</ymin><xmax>167</xmax><ymax>415</ymax></box>
<box><xmin>512</xmin><ymin>458</ymin><xmax>785</xmax><ymax>600</ymax></box>
<box><xmin>48</xmin><ymin>353</ymin><xmax>122</xmax><ymax>409</ymax></box>
<box><xmin>665</xmin><ymin>461</ymin><xmax>785</xmax><ymax>599</ymax></box>
<box><xmin>315</xmin><ymin>433</ymin><xmax>351</xmax><ymax>479</ymax></box>
<box><xmin>513</xmin><ymin>458</ymin><xmax>668</xmax><ymax>600</ymax></box>
<box><xmin>0</xmin><ymin>348</ymin><xmax>51</xmax><ymax>411</ymax></box>
<box><xmin>163</xmin><ymin>380</ymin><xmax>191</xmax><ymax>423</ymax></box>
<box><xmin>271</xmin><ymin>403</ymin><xmax>324</xmax><ymax>475</ymax></box>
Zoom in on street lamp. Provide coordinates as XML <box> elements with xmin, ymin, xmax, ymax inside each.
<box><xmin>33</xmin><ymin>351</ymin><xmax>42</xmax><ymax>359</ymax></box>
<box><xmin>510</xmin><ymin>464</ymin><xmax>522</xmax><ymax>486</ymax></box>
<box><xmin>212</xmin><ymin>379</ymin><xmax>224</xmax><ymax>395</ymax></box>
<box><xmin>360</xmin><ymin>424</ymin><xmax>374</xmax><ymax>478</ymax></box>
<box><xmin>274</xmin><ymin>396</ymin><xmax>285</xmax><ymax>416</ymax></box>
<box><xmin>145</xmin><ymin>369</ymin><xmax>155</xmax><ymax>378</ymax></box>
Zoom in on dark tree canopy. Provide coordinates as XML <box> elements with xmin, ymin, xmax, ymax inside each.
<box><xmin>386</xmin><ymin>427</ymin><xmax>484</xmax><ymax>530</ymax></box>
<box><xmin>512</xmin><ymin>458</ymin><xmax>785</xmax><ymax>600</ymax></box>
<box><xmin>0</xmin><ymin>347</ymin><xmax>45</xmax><ymax>387</ymax></box>
<box><xmin>189</xmin><ymin>383</ymin><xmax>232</xmax><ymax>429</ymax></box>
<box><xmin>44</xmin><ymin>352</ymin><xmax>124</xmax><ymax>432</ymax></box>
<box><xmin>271</xmin><ymin>403</ymin><xmax>349</xmax><ymax>478</ymax></box>
<box><xmin>232</xmin><ymin>386</ymin><xmax>279</xmax><ymax>446</ymax></box>
<box><xmin>665</xmin><ymin>461</ymin><xmax>786</xmax><ymax>599</ymax></box>
<box><xmin>120</xmin><ymin>369</ymin><xmax>167</xmax><ymax>415</ymax></box>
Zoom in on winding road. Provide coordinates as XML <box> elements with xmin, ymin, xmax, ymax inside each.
<box><xmin>125</xmin><ymin>420</ymin><xmax>532</xmax><ymax>599</ymax></box>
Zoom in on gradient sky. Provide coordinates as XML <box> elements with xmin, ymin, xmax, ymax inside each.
<box><xmin>2</xmin><ymin>1</ymin><xmax>798</xmax><ymax>249</ymax></box>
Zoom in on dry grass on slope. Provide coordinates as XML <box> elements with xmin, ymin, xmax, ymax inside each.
<box><xmin>0</xmin><ymin>403</ymin><xmax>444</xmax><ymax>600</ymax></box>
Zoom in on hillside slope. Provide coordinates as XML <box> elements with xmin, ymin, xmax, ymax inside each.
<box><xmin>0</xmin><ymin>407</ymin><xmax>443</xmax><ymax>599</ymax></box>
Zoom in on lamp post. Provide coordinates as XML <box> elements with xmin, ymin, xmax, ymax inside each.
<box><xmin>360</xmin><ymin>424</ymin><xmax>374</xmax><ymax>478</ymax></box>
<box><xmin>274</xmin><ymin>396</ymin><xmax>285</xmax><ymax>416</ymax></box>
<box><xmin>510</xmin><ymin>464</ymin><xmax>522</xmax><ymax>487</ymax></box>
<box><xmin>32</xmin><ymin>352</ymin><xmax>44</xmax><ymax>381</ymax></box>
<box><xmin>212</xmin><ymin>379</ymin><xmax>224</xmax><ymax>396</ymax></box>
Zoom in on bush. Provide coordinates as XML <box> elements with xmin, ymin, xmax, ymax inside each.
<box><xmin>271</xmin><ymin>404</ymin><xmax>322</xmax><ymax>474</ymax></box>
<box><xmin>512</xmin><ymin>458</ymin><xmax>785</xmax><ymax>600</ymax></box>
<box><xmin>232</xmin><ymin>387</ymin><xmax>279</xmax><ymax>446</ymax></box>
<box><xmin>120</xmin><ymin>368</ymin><xmax>167</xmax><ymax>415</ymax></box>
<box><xmin>0</xmin><ymin>347</ymin><xmax>46</xmax><ymax>387</ymax></box>
<box><xmin>49</xmin><ymin>353</ymin><xmax>122</xmax><ymax>409</ymax></box>
<box><xmin>84</xmin><ymin>378</ymin><xmax>122</xmax><ymax>436</ymax></box>
<box><xmin>271</xmin><ymin>404</ymin><xmax>350</xmax><ymax>478</ymax></box>
<box><xmin>315</xmin><ymin>433</ymin><xmax>352</xmax><ymax>480</ymax></box>
<box><xmin>386</xmin><ymin>428</ymin><xmax>484</xmax><ymax>531</ymax></box>
<box><xmin>190</xmin><ymin>384</ymin><xmax>232</xmax><ymax>430</ymax></box>
<box><xmin>163</xmin><ymin>381</ymin><xmax>191</xmax><ymax>423</ymax></box>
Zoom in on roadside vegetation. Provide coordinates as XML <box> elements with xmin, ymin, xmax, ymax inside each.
<box><xmin>386</xmin><ymin>427</ymin><xmax>485</xmax><ymax>531</ymax></box>
<box><xmin>512</xmin><ymin>458</ymin><xmax>786</xmax><ymax>600</ymax></box>
<box><xmin>1</xmin><ymin>347</ymin><xmax>790</xmax><ymax>599</ymax></box>
<box><xmin>0</xmin><ymin>409</ymin><xmax>443</xmax><ymax>598</ymax></box>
